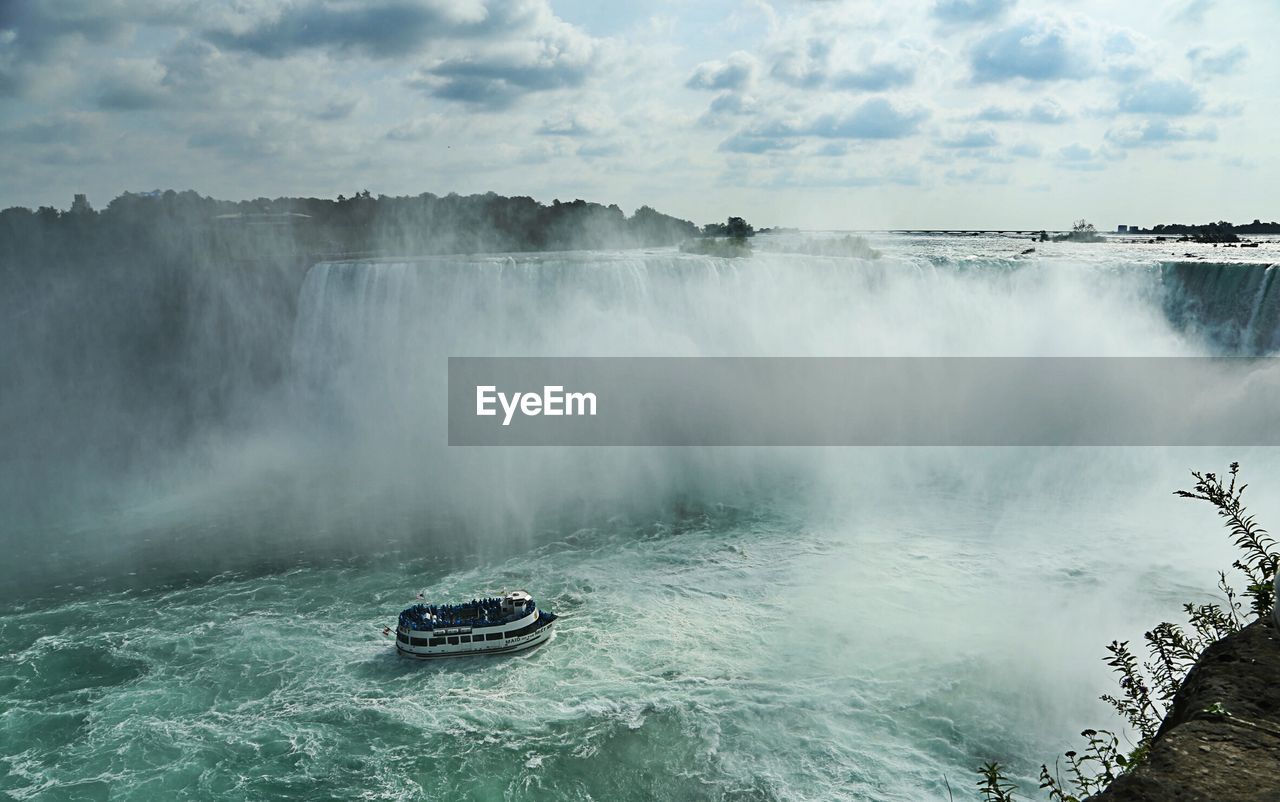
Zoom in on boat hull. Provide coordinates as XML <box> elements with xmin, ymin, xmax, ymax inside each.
<box><xmin>396</xmin><ymin>617</ymin><xmax>555</xmax><ymax>660</ymax></box>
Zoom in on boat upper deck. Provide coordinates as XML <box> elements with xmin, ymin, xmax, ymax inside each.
<box><xmin>399</xmin><ymin>592</ymin><xmax>537</xmax><ymax>632</ymax></box>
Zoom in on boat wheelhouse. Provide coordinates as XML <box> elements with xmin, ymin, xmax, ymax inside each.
<box><xmin>395</xmin><ymin>590</ymin><xmax>556</xmax><ymax>659</ymax></box>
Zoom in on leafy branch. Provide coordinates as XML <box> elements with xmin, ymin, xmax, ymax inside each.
<box><xmin>1174</xmin><ymin>462</ymin><xmax>1277</xmax><ymax>617</ymax></box>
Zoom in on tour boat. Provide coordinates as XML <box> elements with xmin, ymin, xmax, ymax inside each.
<box><xmin>395</xmin><ymin>590</ymin><xmax>556</xmax><ymax>659</ymax></box>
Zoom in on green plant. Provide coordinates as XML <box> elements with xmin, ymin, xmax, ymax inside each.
<box><xmin>978</xmin><ymin>762</ymin><xmax>1020</xmax><ymax>802</ymax></box>
<box><xmin>1035</xmin><ymin>729</ymin><xmax>1125</xmax><ymax>801</ymax></box>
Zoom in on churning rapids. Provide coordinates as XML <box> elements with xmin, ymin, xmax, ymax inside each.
<box><xmin>3</xmin><ymin>234</ymin><xmax>1279</xmax><ymax>800</ymax></box>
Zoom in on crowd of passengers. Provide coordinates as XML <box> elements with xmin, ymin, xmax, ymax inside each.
<box><xmin>399</xmin><ymin>596</ymin><xmax>535</xmax><ymax>631</ymax></box>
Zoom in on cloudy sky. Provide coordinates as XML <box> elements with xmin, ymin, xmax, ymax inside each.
<box><xmin>1</xmin><ymin>0</ymin><xmax>1275</xmax><ymax>228</ymax></box>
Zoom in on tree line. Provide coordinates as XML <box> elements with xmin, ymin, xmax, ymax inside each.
<box><xmin>0</xmin><ymin>188</ymin><xmax>705</xmax><ymax>270</ymax></box>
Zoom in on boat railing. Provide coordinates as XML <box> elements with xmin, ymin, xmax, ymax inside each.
<box><xmin>398</xmin><ymin>597</ymin><xmax>537</xmax><ymax>631</ymax></box>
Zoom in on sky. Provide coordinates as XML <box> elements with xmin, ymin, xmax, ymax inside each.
<box><xmin>0</xmin><ymin>0</ymin><xmax>1275</xmax><ymax>229</ymax></box>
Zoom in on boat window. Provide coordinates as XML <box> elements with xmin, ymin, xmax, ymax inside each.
<box><xmin>429</xmin><ymin>637</ymin><xmax>446</xmax><ymax>647</ymax></box>
<box><xmin>460</xmin><ymin>635</ymin><xmax>471</xmax><ymax>643</ymax></box>
<box><xmin>487</xmin><ymin>632</ymin><xmax>504</xmax><ymax>641</ymax></box>
<box><xmin>410</xmin><ymin>636</ymin><xmax>431</xmax><ymax>647</ymax></box>
<box><xmin>447</xmin><ymin>636</ymin><xmax>459</xmax><ymax>645</ymax></box>
<box><xmin>396</xmin><ymin>632</ymin><xmax>409</xmax><ymax>644</ymax></box>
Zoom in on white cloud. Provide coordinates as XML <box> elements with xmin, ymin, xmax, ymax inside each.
<box><xmin>939</xmin><ymin>128</ymin><xmax>999</xmax><ymax>148</ymax></box>
<box><xmin>770</xmin><ymin>36</ymin><xmax>832</xmax><ymax>88</ymax></box>
<box><xmin>385</xmin><ymin>117</ymin><xmax>439</xmax><ymax>141</ymax></box>
<box><xmin>1186</xmin><ymin>43</ymin><xmax>1247</xmax><ymax>76</ymax></box>
<box><xmin>203</xmin><ymin>0</ymin><xmax>508</xmax><ymax>59</ymax></box>
<box><xmin>1117</xmin><ymin>77</ymin><xmax>1202</xmax><ymax>116</ymax></box>
<box><xmin>832</xmin><ymin>60</ymin><xmax>916</xmax><ymax>91</ymax></box>
<box><xmin>932</xmin><ymin>0</ymin><xmax>1014</xmax><ymax>25</ymax></box>
<box><xmin>1105</xmin><ymin>119</ymin><xmax>1217</xmax><ymax>148</ymax></box>
<box><xmin>975</xmin><ymin>98</ymin><xmax>1072</xmax><ymax>124</ymax></box>
<box><xmin>687</xmin><ymin>52</ymin><xmax>757</xmax><ymax>91</ymax></box>
<box><xmin>93</xmin><ymin>59</ymin><xmax>170</xmax><ymax>110</ymax></box>
<box><xmin>408</xmin><ymin>21</ymin><xmax>601</xmax><ymax>109</ymax></box>
<box><xmin>970</xmin><ymin>15</ymin><xmax>1094</xmax><ymax>83</ymax></box>
<box><xmin>1055</xmin><ymin>142</ymin><xmax>1116</xmax><ymax>171</ymax></box>
<box><xmin>536</xmin><ymin>110</ymin><xmax>612</xmax><ymax>136</ymax></box>
<box><xmin>1174</xmin><ymin>0</ymin><xmax>1214</xmax><ymax>25</ymax></box>
<box><xmin>0</xmin><ymin>112</ymin><xmax>100</xmax><ymax>145</ymax></box>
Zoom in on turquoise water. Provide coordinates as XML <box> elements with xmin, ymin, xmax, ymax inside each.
<box><xmin>7</xmin><ymin>507</ymin><xmax>942</xmax><ymax>801</ymax></box>
<box><xmin>4</xmin><ymin>466</ymin><xmax>1261</xmax><ymax>801</ymax></box>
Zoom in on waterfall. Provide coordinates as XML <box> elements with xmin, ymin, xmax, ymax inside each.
<box><xmin>289</xmin><ymin>252</ymin><xmax>1280</xmax><ymax>438</ymax></box>
<box><xmin>7</xmin><ymin>245</ymin><xmax>1277</xmax><ymax>599</ymax></box>
<box><xmin>1159</xmin><ymin>261</ymin><xmax>1280</xmax><ymax>353</ymax></box>
<box><xmin>292</xmin><ymin>251</ymin><xmax>1264</xmax><ymax>389</ymax></box>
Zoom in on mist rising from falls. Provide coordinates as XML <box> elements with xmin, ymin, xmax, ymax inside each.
<box><xmin>293</xmin><ymin>252</ymin><xmax>1205</xmax><ymax>367</ymax></box>
<box><xmin>289</xmin><ymin>249</ymin><xmax>1200</xmax><ymax>458</ymax></box>
<box><xmin>275</xmin><ymin>250</ymin><xmax>1271</xmax><ymax>553</ymax></box>
<box><xmin>5</xmin><ymin>247</ymin><xmax>1279</xmax><ymax>598</ymax></box>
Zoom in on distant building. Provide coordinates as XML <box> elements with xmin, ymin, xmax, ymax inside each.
<box><xmin>1116</xmin><ymin>225</ymin><xmax>1129</xmax><ymax>233</ymax></box>
<box><xmin>70</xmin><ymin>193</ymin><xmax>93</xmax><ymax>215</ymax></box>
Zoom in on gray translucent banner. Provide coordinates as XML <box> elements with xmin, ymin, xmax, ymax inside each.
<box><xmin>447</xmin><ymin>357</ymin><xmax>1280</xmax><ymax>446</ymax></box>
